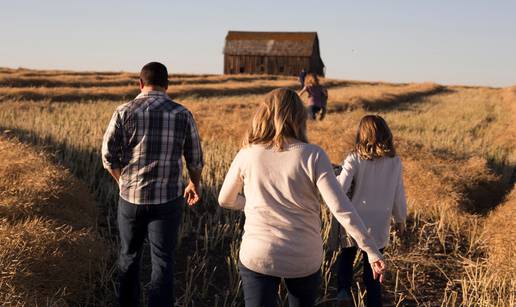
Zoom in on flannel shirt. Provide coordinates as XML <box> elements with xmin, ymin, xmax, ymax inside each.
<box><xmin>101</xmin><ymin>91</ymin><xmax>204</xmax><ymax>204</ymax></box>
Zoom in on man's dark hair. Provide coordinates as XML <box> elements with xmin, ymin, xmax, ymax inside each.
<box><xmin>140</xmin><ymin>62</ymin><xmax>168</xmax><ymax>88</ymax></box>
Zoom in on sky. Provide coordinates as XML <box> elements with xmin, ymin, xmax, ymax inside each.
<box><xmin>1</xmin><ymin>1</ymin><xmax>515</xmax><ymax>87</ymax></box>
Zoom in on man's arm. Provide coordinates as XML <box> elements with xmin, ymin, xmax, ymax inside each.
<box><xmin>183</xmin><ymin>111</ymin><xmax>204</xmax><ymax>206</ymax></box>
<box><xmin>101</xmin><ymin>109</ymin><xmax>124</xmax><ymax>183</ymax></box>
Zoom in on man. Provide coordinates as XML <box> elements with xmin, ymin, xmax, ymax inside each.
<box><xmin>101</xmin><ymin>62</ymin><xmax>203</xmax><ymax>307</ymax></box>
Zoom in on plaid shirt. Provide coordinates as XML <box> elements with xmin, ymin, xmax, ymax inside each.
<box><xmin>101</xmin><ymin>91</ymin><xmax>204</xmax><ymax>204</ymax></box>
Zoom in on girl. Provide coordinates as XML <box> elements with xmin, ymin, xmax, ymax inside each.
<box><xmin>298</xmin><ymin>73</ymin><xmax>328</xmax><ymax>120</ymax></box>
<box><xmin>218</xmin><ymin>88</ymin><xmax>385</xmax><ymax>307</ymax></box>
<box><xmin>334</xmin><ymin>115</ymin><xmax>407</xmax><ymax>306</ymax></box>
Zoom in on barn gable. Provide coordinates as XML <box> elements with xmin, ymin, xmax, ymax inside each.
<box><xmin>223</xmin><ymin>31</ymin><xmax>325</xmax><ymax>76</ymax></box>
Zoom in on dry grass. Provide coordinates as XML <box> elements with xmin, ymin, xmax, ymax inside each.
<box><xmin>484</xmin><ymin>187</ymin><xmax>516</xmax><ymax>278</ymax></box>
<box><xmin>0</xmin><ymin>68</ymin><xmax>514</xmax><ymax>306</ymax></box>
<box><xmin>0</xmin><ymin>136</ymin><xmax>112</xmax><ymax>306</ymax></box>
<box><xmin>0</xmin><ymin>71</ymin><xmax>293</xmax><ymax>88</ymax></box>
<box><xmin>487</xmin><ymin>86</ymin><xmax>516</xmax><ymax>270</ymax></box>
<box><xmin>327</xmin><ymin>82</ymin><xmax>444</xmax><ymax>112</ymax></box>
<box><xmin>0</xmin><ymin>79</ymin><xmax>310</xmax><ymax>102</ymax></box>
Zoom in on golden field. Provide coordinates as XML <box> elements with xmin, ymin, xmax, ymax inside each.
<box><xmin>0</xmin><ymin>67</ymin><xmax>514</xmax><ymax>306</ymax></box>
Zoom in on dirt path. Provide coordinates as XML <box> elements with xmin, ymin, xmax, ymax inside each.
<box><xmin>0</xmin><ymin>135</ymin><xmax>113</xmax><ymax>306</ymax></box>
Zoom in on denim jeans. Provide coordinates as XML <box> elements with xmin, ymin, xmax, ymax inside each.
<box><xmin>117</xmin><ymin>197</ymin><xmax>183</xmax><ymax>307</ymax></box>
<box><xmin>337</xmin><ymin>247</ymin><xmax>385</xmax><ymax>307</ymax></box>
<box><xmin>307</xmin><ymin>105</ymin><xmax>322</xmax><ymax>120</ymax></box>
<box><xmin>238</xmin><ymin>261</ymin><xmax>321</xmax><ymax>307</ymax></box>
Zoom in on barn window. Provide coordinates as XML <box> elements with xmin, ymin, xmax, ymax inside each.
<box><xmin>279</xmin><ymin>66</ymin><xmax>285</xmax><ymax>73</ymax></box>
<box><xmin>239</xmin><ymin>66</ymin><xmax>245</xmax><ymax>73</ymax></box>
<box><xmin>259</xmin><ymin>65</ymin><xmax>265</xmax><ymax>73</ymax></box>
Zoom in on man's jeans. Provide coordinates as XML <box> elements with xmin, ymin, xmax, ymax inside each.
<box><xmin>117</xmin><ymin>197</ymin><xmax>183</xmax><ymax>307</ymax></box>
<box><xmin>238</xmin><ymin>261</ymin><xmax>321</xmax><ymax>307</ymax></box>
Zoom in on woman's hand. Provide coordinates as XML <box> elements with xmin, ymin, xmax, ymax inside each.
<box><xmin>371</xmin><ymin>259</ymin><xmax>386</xmax><ymax>283</ymax></box>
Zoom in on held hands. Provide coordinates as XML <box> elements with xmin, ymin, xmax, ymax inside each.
<box><xmin>184</xmin><ymin>181</ymin><xmax>201</xmax><ymax>206</ymax></box>
<box><xmin>371</xmin><ymin>259</ymin><xmax>386</xmax><ymax>284</ymax></box>
<box><xmin>396</xmin><ymin>222</ymin><xmax>406</xmax><ymax>237</ymax></box>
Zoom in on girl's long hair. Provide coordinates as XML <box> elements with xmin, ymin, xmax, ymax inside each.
<box><xmin>243</xmin><ymin>88</ymin><xmax>308</xmax><ymax>150</ymax></box>
<box><xmin>354</xmin><ymin>115</ymin><xmax>396</xmax><ymax>160</ymax></box>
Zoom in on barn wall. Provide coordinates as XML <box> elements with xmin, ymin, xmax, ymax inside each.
<box><xmin>308</xmin><ymin>37</ymin><xmax>325</xmax><ymax>77</ymax></box>
<box><xmin>309</xmin><ymin>56</ymin><xmax>324</xmax><ymax>76</ymax></box>
<box><xmin>224</xmin><ymin>55</ymin><xmax>311</xmax><ymax>76</ymax></box>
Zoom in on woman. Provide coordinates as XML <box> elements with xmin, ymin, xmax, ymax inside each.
<box><xmin>218</xmin><ymin>88</ymin><xmax>385</xmax><ymax>307</ymax></box>
<box><xmin>298</xmin><ymin>73</ymin><xmax>328</xmax><ymax>120</ymax></box>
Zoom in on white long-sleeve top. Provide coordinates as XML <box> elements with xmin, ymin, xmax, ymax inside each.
<box><xmin>336</xmin><ymin>152</ymin><xmax>407</xmax><ymax>249</ymax></box>
<box><xmin>218</xmin><ymin>143</ymin><xmax>383</xmax><ymax>278</ymax></box>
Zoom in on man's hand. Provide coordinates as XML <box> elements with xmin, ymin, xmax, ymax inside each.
<box><xmin>107</xmin><ymin>168</ymin><xmax>121</xmax><ymax>184</ymax></box>
<box><xmin>371</xmin><ymin>259</ymin><xmax>386</xmax><ymax>284</ymax></box>
<box><xmin>184</xmin><ymin>181</ymin><xmax>201</xmax><ymax>206</ymax></box>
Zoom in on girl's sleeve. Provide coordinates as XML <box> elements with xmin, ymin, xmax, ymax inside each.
<box><xmin>392</xmin><ymin>160</ymin><xmax>407</xmax><ymax>223</ymax></box>
<box><xmin>218</xmin><ymin>151</ymin><xmax>246</xmax><ymax>210</ymax></box>
<box><xmin>314</xmin><ymin>149</ymin><xmax>383</xmax><ymax>263</ymax></box>
<box><xmin>336</xmin><ymin>154</ymin><xmax>357</xmax><ymax>194</ymax></box>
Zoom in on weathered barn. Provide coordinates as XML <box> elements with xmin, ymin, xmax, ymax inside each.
<box><xmin>223</xmin><ymin>31</ymin><xmax>325</xmax><ymax>76</ymax></box>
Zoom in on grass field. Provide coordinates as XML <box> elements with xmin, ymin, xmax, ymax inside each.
<box><xmin>0</xmin><ymin>67</ymin><xmax>514</xmax><ymax>306</ymax></box>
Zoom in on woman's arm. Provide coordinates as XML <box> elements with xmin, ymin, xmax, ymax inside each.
<box><xmin>314</xmin><ymin>149</ymin><xmax>383</xmax><ymax>263</ymax></box>
<box><xmin>298</xmin><ymin>86</ymin><xmax>307</xmax><ymax>96</ymax></box>
<box><xmin>218</xmin><ymin>151</ymin><xmax>246</xmax><ymax>210</ymax></box>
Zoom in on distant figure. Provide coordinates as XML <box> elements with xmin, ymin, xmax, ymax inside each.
<box><xmin>218</xmin><ymin>88</ymin><xmax>385</xmax><ymax>307</ymax></box>
<box><xmin>298</xmin><ymin>73</ymin><xmax>328</xmax><ymax>120</ymax></box>
<box><xmin>330</xmin><ymin>115</ymin><xmax>407</xmax><ymax>306</ymax></box>
<box><xmin>101</xmin><ymin>62</ymin><xmax>204</xmax><ymax>307</ymax></box>
<box><xmin>299</xmin><ymin>68</ymin><xmax>307</xmax><ymax>88</ymax></box>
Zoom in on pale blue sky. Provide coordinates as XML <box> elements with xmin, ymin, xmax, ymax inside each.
<box><xmin>1</xmin><ymin>1</ymin><xmax>515</xmax><ymax>86</ymax></box>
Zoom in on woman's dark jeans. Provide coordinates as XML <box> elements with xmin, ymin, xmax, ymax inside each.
<box><xmin>117</xmin><ymin>197</ymin><xmax>183</xmax><ymax>307</ymax></box>
<box><xmin>238</xmin><ymin>261</ymin><xmax>321</xmax><ymax>307</ymax></box>
<box><xmin>337</xmin><ymin>247</ymin><xmax>385</xmax><ymax>307</ymax></box>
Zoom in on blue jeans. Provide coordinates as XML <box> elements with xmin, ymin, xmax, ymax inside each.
<box><xmin>307</xmin><ymin>105</ymin><xmax>322</xmax><ymax>120</ymax></box>
<box><xmin>238</xmin><ymin>261</ymin><xmax>321</xmax><ymax>307</ymax></box>
<box><xmin>117</xmin><ymin>197</ymin><xmax>183</xmax><ymax>307</ymax></box>
<box><xmin>337</xmin><ymin>247</ymin><xmax>384</xmax><ymax>307</ymax></box>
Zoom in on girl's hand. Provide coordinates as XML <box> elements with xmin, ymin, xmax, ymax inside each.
<box><xmin>371</xmin><ymin>260</ymin><xmax>386</xmax><ymax>283</ymax></box>
<box><xmin>396</xmin><ymin>222</ymin><xmax>406</xmax><ymax>237</ymax></box>
<box><xmin>332</xmin><ymin>165</ymin><xmax>342</xmax><ymax>176</ymax></box>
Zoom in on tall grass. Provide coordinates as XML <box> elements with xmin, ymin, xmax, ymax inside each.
<box><xmin>0</xmin><ymin>71</ymin><xmax>513</xmax><ymax>305</ymax></box>
<box><xmin>0</xmin><ymin>136</ymin><xmax>112</xmax><ymax>306</ymax></box>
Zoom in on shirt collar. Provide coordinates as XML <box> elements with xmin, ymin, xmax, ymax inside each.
<box><xmin>136</xmin><ymin>90</ymin><xmax>169</xmax><ymax>99</ymax></box>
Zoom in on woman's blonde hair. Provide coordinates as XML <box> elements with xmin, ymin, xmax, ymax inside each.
<box><xmin>354</xmin><ymin>115</ymin><xmax>396</xmax><ymax>160</ymax></box>
<box><xmin>243</xmin><ymin>88</ymin><xmax>308</xmax><ymax>150</ymax></box>
<box><xmin>304</xmin><ymin>73</ymin><xmax>319</xmax><ymax>87</ymax></box>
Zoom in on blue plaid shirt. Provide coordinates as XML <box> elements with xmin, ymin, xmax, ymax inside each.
<box><xmin>102</xmin><ymin>91</ymin><xmax>204</xmax><ymax>204</ymax></box>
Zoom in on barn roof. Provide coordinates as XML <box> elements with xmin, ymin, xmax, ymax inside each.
<box><xmin>224</xmin><ymin>31</ymin><xmax>318</xmax><ymax>57</ymax></box>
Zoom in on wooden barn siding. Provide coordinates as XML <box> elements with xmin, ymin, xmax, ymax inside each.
<box><xmin>308</xmin><ymin>37</ymin><xmax>325</xmax><ymax>76</ymax></box>
<box><xmin>224</xmin><ymin>55</ymin><xmax>311</xmax><ymax>76</ymax></box>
